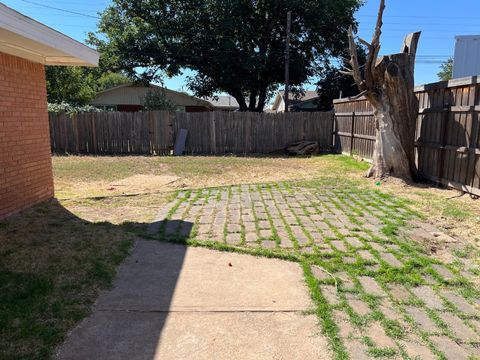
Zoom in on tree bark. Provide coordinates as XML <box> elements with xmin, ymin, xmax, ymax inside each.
<box><xmin>231</xmin><ymin>91</ymin><xmax>248</xmax><ymax>111</ymax></box>
<box><xmin>248</xmin><ymin>86</ymin><xmax>258</xmax><ymax>112</ymax></box>
<box><xmin>343</xmin><ymin>0</ymin><xmax>421</xmax><ymax>181</ymax></box>
<box><xmin>256</xmin><ymin>83</ymin><xmax>268</xmax><ymax>112</ymax></box>
<box><xmin>365</xmin><ymin>53</ymin><xmax>419</xmax><ymax>180</ymax></box>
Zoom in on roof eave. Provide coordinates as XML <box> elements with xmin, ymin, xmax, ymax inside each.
<box><xmin>0</xmin><ymin>3</ymin><xmax>99</xmax><ymax>66</ymax></box>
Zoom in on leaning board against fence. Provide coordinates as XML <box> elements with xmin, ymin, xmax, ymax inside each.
<box><xmin>49</xmin><ymin>111</ymin><xmax>333</xmax><ymax>156</ymax></box>
<box><xmin>333</xmin><ymin>76</ymin><xmax>480</xmax><ymax>196</ymax></box>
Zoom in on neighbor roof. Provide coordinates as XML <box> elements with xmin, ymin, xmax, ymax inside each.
<box><xmin>278</xmin><ymin>90</ymin><xmax>319</xmax><ymax>104</ymax></box>
<box><xmin>206</xmin><ymin>95</ymin><xmax>240</xmax><ymax>109</ymax></box>
<box><xmin>92</xmin><ymin>83</ymin><xmax>213</xmax><ymax>108</ymax></box>
<box><xmin>0</xmin><ymin>3</ymin><xmax>99</xmax><ymax>66</ymax></box>
<box><xmin>271</xmin><ymin>90</ymin><xmax>319</xmax><ymax>110</ymax></box>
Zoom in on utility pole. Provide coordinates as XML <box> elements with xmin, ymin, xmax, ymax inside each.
<box><xmin>284</xmin><ymin>10</ymin><xmax>291</xmax><ymax>112</ymax></box>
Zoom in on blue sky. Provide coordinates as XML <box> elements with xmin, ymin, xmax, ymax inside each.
<box><xmin>4</xmin><ymin>0</ymin><xmax>480</xmax><ymax>95</ymax></box>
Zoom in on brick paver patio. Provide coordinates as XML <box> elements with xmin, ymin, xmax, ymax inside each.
<box><xmin>150</xmin><ymin>182</ymin><xmax>480</xmax><ymax>359</ymax></box>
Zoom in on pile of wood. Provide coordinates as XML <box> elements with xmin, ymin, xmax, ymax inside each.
<box><xmin>285</xmin><ymin>141</ymin><xmax>319</xmax><ymax>156</ymax></box>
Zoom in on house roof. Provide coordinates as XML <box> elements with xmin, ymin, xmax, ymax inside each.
<box><xmin>279</xmin><ymin>90</ymin><xmax>319</xmax><ymax>103</ymax></box>
<box><xmin>205</xmin><ymin>95</ymin><xmax>240</xmax><ymax>109</ymax></box>
<box><xmin>0</xmin><ymin>3</ymin><xmax>98</xmax><ymax>66</ymax></box>
<box><xmin>92</xmin><ymin>83</ymin><xmax>213</xmax><ymax>108</ymax></box>
<box><xmin>271</xmin><ymin>90</ymin><xmax>319</xmax><ymax>110</ymax></box>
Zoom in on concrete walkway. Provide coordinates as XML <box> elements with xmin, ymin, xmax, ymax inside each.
<box><xmin>56</xmin><ymin>240</ymin><xmax>331</xmax><ymax>360</ymax></box>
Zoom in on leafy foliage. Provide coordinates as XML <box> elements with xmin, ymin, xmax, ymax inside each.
<box><xmin>315</xmin><ymin>46</ymin><xmax>367</xmax><ymax>111</ymax></box>
<box><xmin>48</xmin><ymin>102</ymin><xmax>101</xmax><ymax>114</ymax></box>
<box><xmin>46</xmin><ymin>66</ymin><xmax>97</xmax><ymax>106</ymax></box>
<box><xmin>97</xmin><ymin>72</ymin><xmax>131</xmax><ymax>91</ymax></box>
<box><xmin>142</xmin><ymin>88</ymin><xmax>177</xmax><ymax>111</ymax></box>
<box><xmin>89</xmin><ymin>0</ymin><xmax>361</xmax><ymax>111</ymax></box>
<box><xmin>437</xmin><ymin>58</ymin><xmax>453</xmax><ymax>81</ymax></box>
<box><xmin>46</xmin><ymin>66</ymin><xmax>131</xmax><ymax>106</ymax></box>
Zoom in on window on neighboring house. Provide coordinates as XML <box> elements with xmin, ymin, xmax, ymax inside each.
<box><xmin>95</xmin><ymin>105</ymin><xmax>117</xmax><ymax>111</ymax></box>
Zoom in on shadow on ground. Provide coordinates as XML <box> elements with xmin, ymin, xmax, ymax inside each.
<box><xmin>0</xmin><ymin>200</ymin><xmax>190</xmax><ymax>360</ymax></box>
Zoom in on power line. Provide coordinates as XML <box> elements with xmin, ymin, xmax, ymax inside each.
<box><xmin>357</xmin><ymin>14</ymin><xmax>480</xmax><ymax>20</ymax></box>
<box><xmin>18</xmin><ymin>0</ymin><xmax>101</xmax><ymax>19</ymax></box>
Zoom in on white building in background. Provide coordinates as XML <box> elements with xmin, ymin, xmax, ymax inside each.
<box><xmin>453</xmin><ymin>35</ymin><xmax>480</xmax><ymax>78</ymax></box>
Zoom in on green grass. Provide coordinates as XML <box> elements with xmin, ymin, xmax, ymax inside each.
<box><xmin>0</xmin><ymin>201</ymin><xmax>134</xmax><ymax>360</ymax></box>
<box><xmin>5</xmin><ymin>154</ymin><xmax>479</xmax><ymax>360</ymax></box>
<box><xmin>441</xmin><ymin>205</ymin><xmax>471</xmax><ymax>220</ymax></box>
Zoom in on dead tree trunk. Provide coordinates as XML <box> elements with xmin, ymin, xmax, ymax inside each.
<box><xmin>341</xmin><ymin>0</ymin><xmax>420</xmax><ymax>180</ymax></box>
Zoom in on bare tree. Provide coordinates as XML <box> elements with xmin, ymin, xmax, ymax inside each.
<box><xmin>341</xmin><ymin>0</ymin><xmax>421</xmax><ymax>180</ymax></box>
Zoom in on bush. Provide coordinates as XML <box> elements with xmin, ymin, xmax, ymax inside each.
<box><xmin>143</xmin><ymin>88</ymin><xmax>177</xmax><ymax>111</ymax></box>
<box><xmin>48</xmin><ymin>102</ymin><xmax>101</xmax><ymax>115</ymax></box>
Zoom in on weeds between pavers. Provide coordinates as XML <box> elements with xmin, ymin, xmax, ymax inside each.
<box><xmin>131</xmin><ymin>180</ymin><xmax>480</xmax><ymax>360</ymax></box>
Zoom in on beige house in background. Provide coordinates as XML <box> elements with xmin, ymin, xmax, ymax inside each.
<box><xmin>271</xmin><ymin>91</ymin><xmax>320</xmax><ymax>112</ymax></box>
<box><xmin>90</xmin><ymin>83</ymin><xmax>213</xmax><ymax>112</ymax></box>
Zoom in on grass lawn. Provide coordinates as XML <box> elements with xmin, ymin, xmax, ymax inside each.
<box><xmin>54</xmin><ymin>154</ymin><xmax>480</xmax><ymax>245</ymax></box>
<box><xmin>1</xmin><ymin>154</ymin><xmax>479</xmax><ymax>359</ymax></box>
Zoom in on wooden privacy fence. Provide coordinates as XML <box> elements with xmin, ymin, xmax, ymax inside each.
<box><xmin>333</xmin><ymin>76</ymin><xmax>480</xmax><ymax>196</ymax></box>
<box><xmin>49</xmin><ymin>111</ymin><xmax>333</xmax><ymax>156</ymax></box>
<box><xmin>49</xmin><ymin>111</ymin><xmax>173</xmax><ymax>155</ymax></box>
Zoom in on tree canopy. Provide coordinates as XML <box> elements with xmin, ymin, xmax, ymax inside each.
<box><xmin>437</xmin><ymin>58</ymin><xmax>453</xmax><ymax>81</ymax></box>
<box><xmin>315</xmin><ymin>46</ymin><xmax>366</xmax><ymax>111</ymax></box>
<box><xmin>46</xmin><ymin>66</ymin><xmax>131</xmax><ymax>106</ymax></box>
<box><xmin>89</xmin><ymin>0</ymin><xmax>361</xmax><ymax>111</ymax></box>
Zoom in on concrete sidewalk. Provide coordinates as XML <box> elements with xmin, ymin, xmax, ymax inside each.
<box><xmin>56</xmin><ymin>240</ymin><xmax>331</xmax><ymax>360</ymax></box>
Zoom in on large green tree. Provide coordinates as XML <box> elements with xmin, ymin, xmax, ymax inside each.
<box><xmin>89</xmin><ymin>0</ymin><xmax>361</xmax><ymax>112</ymax></box>
<box><xmin>315</xmin><ymin>46</ymin><xmax>367</xmax><ymax>111</ymax></box>
<box><xmin>46</xmin><ymin>66</ymin><xmax>96</xmax><ymax>105</ymax></box>
<box><xmin>46</xmin><ymin>66</ymin><xmax>131</xmax><ymax>106</ymax></box>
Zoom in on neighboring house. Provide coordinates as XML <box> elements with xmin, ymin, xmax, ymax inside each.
<box><xmin>90</xmin><ymin>83</ymin><xmax>213</xmax><ymax>112</ymax></box>
<box><xmin>0</xmin><ymin>3</ymin><xmax>98</xmax><ymax>219</ymax></box>
<box><xmin>453</xmin><ymin>35</ymin><xmax>480</xmax><ymax>78</ymax></box>
<box><xmin>271</xmin><ymin>91</ymin><xmax>320</xmax><ymax>112</ymax></box>
<box><xmin>205</xmin><ymin>95</ymin><xmax>240</xmax><ymax>111</ymax></box>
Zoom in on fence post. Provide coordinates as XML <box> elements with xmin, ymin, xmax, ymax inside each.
<box><xmin>350</xmin><ymin>111</ymin><xmax>355</xmax><ymax>156</ymax></box>
<box><xmin>211</xmin><ymin>111</ymin><xmax>216</xmax><ymax>154</ymax></box>
<box><xmin>437</xmin><ymin>108</ymin><xmax>450</xmax><ymax>182</ymax></box>
<box><xmin>90</xmin><ymin>112</ymin><xmax>97</xmax><ymax>154</ymax></box>
<box><xmin>331</xmin><ymin>112</ymin><xmax>336</xmax><ymax>153</ymax></box>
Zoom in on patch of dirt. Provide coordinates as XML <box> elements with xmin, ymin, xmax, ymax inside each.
<box><xmin>366</xmin><ymin>177</ymin><xmax>480</xmax><ymax>243</ymax></box>
<box><xmin>405</xmin><ymin>221</ymin><xmax>463</xmax><ymax>264</ymax></box>
<box><xmin>109</xmin><ymin>174</ymin><xmax>180</xmax><ymax>194</ymax></box>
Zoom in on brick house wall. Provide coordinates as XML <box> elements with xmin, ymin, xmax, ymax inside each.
<box><xmin>0</xmin><ymin>52</ymin><xmax>54</xmax><ymax>219</ymax></box>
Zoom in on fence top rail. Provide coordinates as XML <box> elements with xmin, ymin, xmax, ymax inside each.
<box><xmin>333</xmin><ymin>75</ymin><xmax>480</xmax><ymax>105</ymax></box>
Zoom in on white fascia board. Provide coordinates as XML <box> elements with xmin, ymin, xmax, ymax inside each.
<box><xmin>0</xmin><ymin>3</ymin><xmax>99</xmax><ymax>66</ymax></box>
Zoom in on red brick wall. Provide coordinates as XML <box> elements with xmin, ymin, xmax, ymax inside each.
<box><xmin>0</xmin><ymin>52</ymin><xmax>54</xmax><ymax>219</ymax></box>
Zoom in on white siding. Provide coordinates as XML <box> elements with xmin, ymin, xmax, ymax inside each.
<box><xmin>453</xmin><ymin>36</ymin><xmax>480</xmax><ymax>79</ymax></box>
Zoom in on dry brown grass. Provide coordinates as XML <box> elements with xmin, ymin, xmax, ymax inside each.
<box><xmin>53</xmin><ymin>154</ymin><xmax>368</xmax><ymax>223</ymax></box>
<box><xmin>360</xmin><ymin>177</ymin><xmax>480</xmax><ymax>247</ymax></box>
<box><xmin>53</xmin><ymin>154</ymin><xmax>480</xmax><ymax>249</ymax></box>
<box><xmin>2</xmin><ymin>154</ymin><xmax>479</xmax><ymax>359</ymax></box>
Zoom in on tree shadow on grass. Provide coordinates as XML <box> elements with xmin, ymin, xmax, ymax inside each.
<box><xmin>0</xmin><ymin>199</ymin><xmax>192</xmax><ymax>360</ymax></box>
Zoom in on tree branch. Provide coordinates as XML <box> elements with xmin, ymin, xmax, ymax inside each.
<box><xmin>364</xmin><ymin>0</ymin><xmax>385</xmax><ymax>88</ymax></box>
<box><xmin>346</xmin><ymin>25</ymin><xmax>366</xmax><ymax>91</ymax></box>
<box><xmin>401</xmin><ymin>31</ymin><xmax>422</xmax><ymax>76</ymax></box>
<box><xmin>358</xmin><ymin>37</ymin><xmax>371</xmax><ymax>48</ymax></box>
<box><xmin>348</xmin><ymin>89</ymin><xmax>367</xmax><ymax>100</ymax></box>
